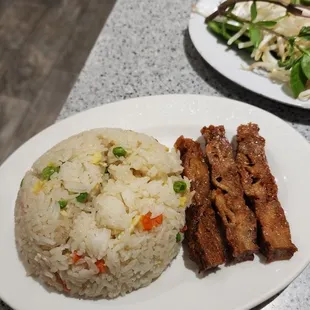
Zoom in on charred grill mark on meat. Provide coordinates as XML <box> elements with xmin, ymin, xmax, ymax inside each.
<box><xmin>175</xmin><ymin>136</ymin><xmax>225</xmax><ymax>270</ymax></box>
<box><xmin>236</xmin><ymin>123</ymin><xmax>297</xmax><ymax>262</ymax></box>
<box><xmin>201</xmin><ymin>126</ymin><xmax>258</xmax><ymax>262</ymax></box>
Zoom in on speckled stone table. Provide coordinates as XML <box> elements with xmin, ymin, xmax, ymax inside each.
<box><xmin>2</xmin><ymin>0</ymin><xmax>309</xmax><ymax>309</ymax></box>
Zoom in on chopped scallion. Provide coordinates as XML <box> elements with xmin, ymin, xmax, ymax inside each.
<box><xmin>58</xmin><ymin>200</ymin><xmax>68</xmax><ymax>209</ymax></box>
<box><xmin>41</xmin><ymin>165</ymin><xmax>60</xmax><ymax>180</ymax></box>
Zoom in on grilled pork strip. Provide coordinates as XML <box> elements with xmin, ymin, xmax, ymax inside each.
<box><xmin>201</xmin><ymin>125</ymin><xmax>258</xmax><ymax>262</ymax></box>
<box><xmin>175</xmin><ymin>136</ymin><xmax>225</xmax><ymax>270</ymax></box>
<box><xmin>236</xmin><ymin>123</ymin><xmax>297</xmax><ymax>262</ymax></box>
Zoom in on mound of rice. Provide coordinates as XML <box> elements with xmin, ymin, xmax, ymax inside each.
<box><xmin>15</xmin><ymin>128</ymin><xmax>191</xmax><ymax>298</ymax></box>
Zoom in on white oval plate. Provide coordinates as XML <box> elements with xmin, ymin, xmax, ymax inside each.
<box><xmin>189</xmin><ymin>0</ymin><xmax>310</xmax><ymax>109</ymax></box>
<box><xmin>1</xmin><ymin>95</ymin><xmax>310</xmax><ymax>310</ymax></box>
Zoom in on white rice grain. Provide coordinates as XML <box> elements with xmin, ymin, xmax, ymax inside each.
<box><xmin>15</xmin><ymin>128</ymin><xmax>190</xmax><ymax>298</ymax></box>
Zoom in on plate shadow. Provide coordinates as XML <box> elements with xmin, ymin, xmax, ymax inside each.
<box><xmin>183</xmin><ymin>28</ymin><xmax>310</xmax><ymax>127</ymax></box>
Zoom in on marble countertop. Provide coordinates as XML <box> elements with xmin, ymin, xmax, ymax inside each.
<box><xmin>2</xmin><ymin>0</ymin><xmax>309</xmax><ymax>309</ymax></box>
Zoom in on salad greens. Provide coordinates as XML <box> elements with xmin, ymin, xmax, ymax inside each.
<box><xmin>206</xmin><ymin>0</ymin><xmax>310</xmax><ymax>98</ymax></box>
<box><xmin>290</xmin><ymin>61</ymin><xmax>307</xmax><ymax>97</ymax></box>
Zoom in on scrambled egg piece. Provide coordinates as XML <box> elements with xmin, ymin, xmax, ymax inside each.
<box><xmin>32</xmin><ymin>180</ymin><xmax>45</xmax><ymax>194</ymax></box>
<box><xmin>91</xmin><ymin>183</ymin><xmax>101</xmax><ymax>196</ymax></box>
<box><xmin>60</xmin><ymin>210</ymin><xmax>68</xmax><ymax>217</ymax></box>
<box><xmin>129</xmin><ymin>215</ymin><xmax>141</xmax><ymax>233</ymax></box>
<box><xmin>179</xmin><ymin>197</ymin><xmax>187</xmax><ymax>208</ymax></box>
<box><xmin>117</xmin><ymin>232</ymin><xmax>125</xmax><ymax>240</ymax></box>
<box><xmin>98</xmin><ymin>162</ymin><xmax>107</xmax><ymax>168</ymax></box>
<box><xmin>91</xmin><ymin>152</ymin><xmax>102</xmax><ymax>164</ymax></box>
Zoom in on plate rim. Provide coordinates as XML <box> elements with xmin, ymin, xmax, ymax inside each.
<box><xmin>1</xmin><ymin>94</ymin><xmax>310</xmax><ymax>310</ymax></box>
<box><xmin>2</xmin><ymin>94</ymin><xmax>309</xmax><ymax>169</ymax></box>
<box><xmin>188</xmin><ymin>4</ymin><xmax>310</xmax><ymax>110</ymax></box>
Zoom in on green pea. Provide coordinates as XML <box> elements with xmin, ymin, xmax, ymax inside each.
<box><xmin>20</xmin><ymin>178</ymin><xmax>24</xmax><ymax>188</ymax></box>
<box><xmin>58</xmin><ymin>200</ymin><xmax>68</xmax><ymax>209</ymax></box>
<box><xmin>176</xmin><ymin>232</ymin><xmax>182</xmax><ymax>243</ymax></box>
<box><xmin>173</xmin><ymin>181</ymin><xmax>187</xmax><ymax>193</ymax></box>
<box><xmin>42</xmin><ymin>165</ymin><xmax>60</xmax><ymax>180</ymax></box>
<box><xmin>76</xmin><ymin>192</ymin><xmax>88</xmax><ymax>203</ymax></box>
<box><xmin>112</xmin><ymin>147</ymin><xmax>127</xmax><ymax>158</ymax></box>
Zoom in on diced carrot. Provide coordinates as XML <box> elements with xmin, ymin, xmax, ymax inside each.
<box><xmin>63</xmin><ymin>284</ymin><xmax>71</xmax><ymax>293</ymax></box>
<box><xmin>140</xmin><ymin>212</ymin><xmax>163</xmax><ymax>231</ymax></box>
<box><xmin>141</xmin><ymin>212</ymin><xmax>153</xmax><ymax>231</ymax></box>
<box><xmin>95</xmin><ymin>259</ymin><xmax>107</xmax><ymax>273</ymax></box>
<box><xmin>180</xmin><ymin>225</ymin><xmax>187</xmax><ymax>233</ymax></box>
<box><xmin>55</xmin><ymin>272</ymin><xmax>71</xmax><ymax>292</ymax></box>
<box><xmin>72</xmin><ymin>251</ymin><xmax>82</xmax><ymax>263</ymax></box>
<box><xmin>152</xmin><ymin>214</ymin><xmax>163</xmax><ymax>226</ymax></box>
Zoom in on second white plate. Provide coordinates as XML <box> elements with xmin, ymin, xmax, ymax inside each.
<box><xmin>189</xmin><ymin>0</ymin><xmax>310</xmax><ymax>109</ymax></box>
